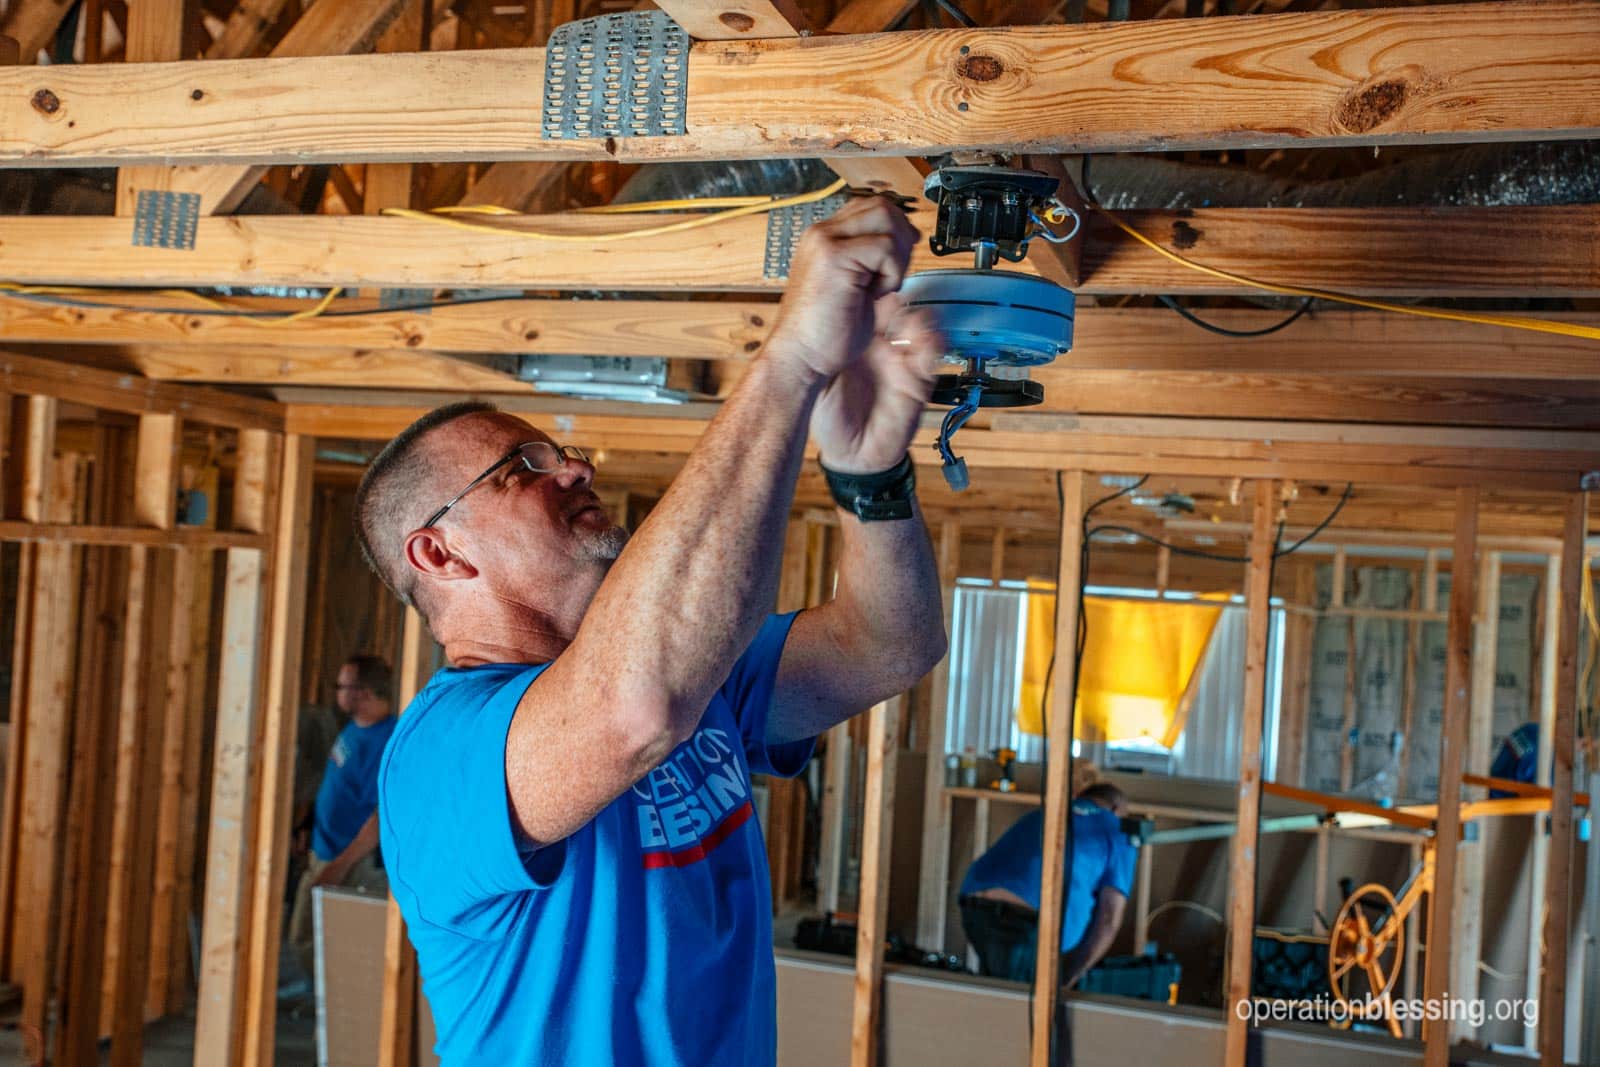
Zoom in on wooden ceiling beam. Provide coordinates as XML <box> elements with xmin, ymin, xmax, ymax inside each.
<box><xmin>652</xmin><ymin>0</ymin><xmax>812</xmax><ymax>39</ymax></box>
<box><xmin>0</xmin><ymin>348</ymin><xmax>283</xmax><ymax>429</ymax></box>
<box><xmin>29</xmin><ymin>304</ymin><xmax>1597</xmax><ymax>379</ymax></box>
<box><xmin>119</xmin><ymin>0</ymin><xmax>415</xmax><ymax>217</ymax></box>
<box><xmin>0</xmin><ymin>205</ymin><xmax>1594</xmax><ymax>296</ymax></box>
<box><xmin>280</xmin><ymin>401</ymin><xmax>1600</xmax><ymax>489</ymax></box>
<box><xmin>3</xmin><ymin>3</ymin><xmax>1597</xmax><ymax>166</ymax></box>
<box><xmin>0</xmin><ymin>0</ymin><xmax>78</xmax><ymax>62</ymax></box>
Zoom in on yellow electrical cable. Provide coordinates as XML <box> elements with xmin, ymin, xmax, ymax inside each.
<box><xmin>1081</xmin><ymin>206</ymin><xmax>1600</xmax><ymax>343</ymax></box>
<box><xmin>0</xmin><ymin>281</ymin><xmax>344</xmax><ymax>325</ymax></box>
<box><xmin>379</xmin><ymin>178</ymin><xmax>849</xmax><ymax>243</ymax></box>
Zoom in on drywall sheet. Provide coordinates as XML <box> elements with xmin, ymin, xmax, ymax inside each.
<box><xmin>316</xmin><ymin>888</ymin><xmax>440</xmax><ymax>1067</ymax></box>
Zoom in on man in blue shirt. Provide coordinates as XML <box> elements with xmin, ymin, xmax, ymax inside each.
<box><xmin>959</xmin><ymin>782</ymin><xmax>1137</xmax><ymax>988</ymax></box>
<box><xmin>355</xmin><ymin>197</ymin><xmax>948</xmax><ymax>1065</ymax></box>
<box><xmin>286</xmin><ymin>654</ymin><xmax>397</xmax><ymax>979</ymax></box>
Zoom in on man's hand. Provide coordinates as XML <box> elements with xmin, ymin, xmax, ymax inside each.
<box><xmin>810</xmin><ymin>296</ymin><xmax>941</xmax><ymax>474</ymax></box>
<box><xmin>312</xmin><ymin>860</ymin><xmax>348</xmax><ymax>888</ymax></box>
<box><xmin>763</xmin><ymin>196</ymin><xmax>922</xmax><ymax>384</ymax></box>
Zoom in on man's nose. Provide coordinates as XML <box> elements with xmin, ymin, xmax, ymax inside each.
<box><xmin>552</xmin><ymin>454</ymin><xmax>596</xmax><ymax>490</ymax></box>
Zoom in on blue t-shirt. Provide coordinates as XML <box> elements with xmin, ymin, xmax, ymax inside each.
<box><xmin>311</xmin><ymin>715</ymin><xmax>397</xmax><ymax>862</ymax></box>
<box><xmin>959</xmin><ymin>800</ymin><xmax>1136</xmax><ymax>952</ymax></box>
<box><xmin>379</xmin><ymin>613</ymin><xmax>813</xmax><ymax>1066</ymax></box>
<box><xmin>1489</xmin><ymin>722</ymin><xmax>1539</xmax><ymax>796</ymax></box>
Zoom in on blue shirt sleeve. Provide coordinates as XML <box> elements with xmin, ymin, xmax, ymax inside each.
<box><xmin>380</xmin><ymin>666</ymin><xmax>562</xmax><ymax>936</ymax></box>
<box><xmin>719</xmin><ymin>612</ymin><xmax>813</xmax><ymax>778</ymax></box>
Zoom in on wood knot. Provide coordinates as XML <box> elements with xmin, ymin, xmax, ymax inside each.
<box><xmin>1337</xmin><ymin>78</ymin><xmax>1408</xmax><ymax>134</ymax></box>
<box><xmin>1170</xmin><ymin>220</ymin><xmax>1202</xmax><ymax>250</ymax></box>
<box><xmin>956</xmin><ymin>54</ymin><xmax>1003</xmax><ymax>82</ymax></box>
<box><xmin>30</xmin><ymin>89</ymin><xmax>60</xmax><ymax>115</ymax></box>
<box><xmin>190</xmin><ymin>89</ymin><xmax>205</xmax><ymax>101</ymax></box>
<box><xmin>718</xmin><ymin>11</ymin><xmax>756</xmax><ymax>31</ymax></box>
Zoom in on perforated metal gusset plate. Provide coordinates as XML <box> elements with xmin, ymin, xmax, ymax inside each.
<box><xmin>763</xmin><ymin>195</ymin><xmax>846</xmax><ymax>280</ymax></box>
<box><xmin>131</xmin><ymin>190</ymin><xmax>200</xmax><ymax>249</ymax></box>
<box><xmin>542</xmin><ymin>12</ymin><xmax>687</xmax><ymax>140</ymax></box>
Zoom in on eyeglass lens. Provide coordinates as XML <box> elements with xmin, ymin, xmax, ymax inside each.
<box><xmin>518</xmin><ymin>442</ymin><xmax>588</xmax><ymax>472</ymax></box>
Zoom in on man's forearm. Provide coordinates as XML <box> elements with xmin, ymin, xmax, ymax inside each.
<box><xmin>832</xmin><ymin>497</ymin><xmax>944</xmax><ymax>673</ymax></box>
<box><xmin>571</xmin><ymin>351</ymin><xmax>823</xmax><ymax>737</ymax></box>
<box><xmin>1063</xmin><ymin>897</ymin><xmax>1126</xmax><ymax>987</ymax></box>
<box><xmin>325</xmin><ymin>812</ymin><xmax>380</xmax><ymax>877</ymax></box>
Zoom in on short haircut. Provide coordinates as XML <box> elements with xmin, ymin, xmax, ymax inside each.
<box><xmin>344</xmin><ymin>654</ymin><xmax>393</xmax><ymax>701</ymax></box>
<box><xmin>354</xmin><ymin>400</ymin><xmax>498</xmax><ymax>609</ymax></box>
<box><xmin>1078</xmin><ymin>782</ymin><xmax>1126</xmax><ymax>810</ymax></box>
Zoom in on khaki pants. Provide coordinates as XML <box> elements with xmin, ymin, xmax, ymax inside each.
<box><xmin>287</xmin><ymin>851</ymin><xmax>390</xmax><ymax>981</ymax></box>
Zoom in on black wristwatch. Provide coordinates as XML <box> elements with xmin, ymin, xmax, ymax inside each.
<box><xmin>820</xmin><ymin>454</ymin><xmax>917</xmax><ymax>522</ymax></box>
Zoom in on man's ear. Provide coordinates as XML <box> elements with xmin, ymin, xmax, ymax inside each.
<box><xmin>403</xmin><ymin>527</ymin><xmax>479</xmax><ymax>583</ymax></box>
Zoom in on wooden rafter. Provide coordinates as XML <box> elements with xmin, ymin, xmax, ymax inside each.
<box><xmin>2</xmin><ymin>4</ymin><xmax>1598</xmax><ymax>166</ymax></box>
<box><xmin>11</xmin><ymin>300</ymin><xmax>1600</xmax><ymax>378</ymax></box>
<box><xmin>277</xmin><ymin>403</ymin><xmax>1600</xmax><ymax>488</ymax></box>
<box><xmin>0</xmin><ymin>205</ymin><xmax>1594</xmax><ymax>296</ymax></box>
<box><xmin>119</xmin><ymin>0</ymin><xmax>415</xmax><ymax>216</ymax></box>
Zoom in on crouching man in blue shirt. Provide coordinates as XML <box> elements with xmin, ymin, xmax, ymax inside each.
<box><xmin>958</xmin><ymin>782</ymin><xmax>1136</xmax><ymax>988</ymax></box>
<box><xmin>354</xmin><ymin>196</ymin><xmax>948</xmax><ymax>1066</ymax></box>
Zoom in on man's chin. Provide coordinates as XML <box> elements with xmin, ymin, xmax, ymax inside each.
<box><xmin>579</xmin><ymin>525</ymin><xmax>630</xmax><ymax>563</ymax></box>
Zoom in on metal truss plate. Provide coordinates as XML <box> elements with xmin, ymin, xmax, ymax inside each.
<box><xmin>763</xmin><ymin>195</ymin><xmax>846</xmax><ymax>280</ymax></box>
<box><xmin>542</xmin><ymin>12</ymin><xmax>688</xmax><ymax>140</ymax></box>
<box><xmin>131</xmin><ymin>190</ymin><xmax>200</xmax><ymax>250</ymax></box>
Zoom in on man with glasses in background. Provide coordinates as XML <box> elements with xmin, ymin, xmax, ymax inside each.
<box><xmin>357</xmin><ymin>196</ymin><xmax>948</xmax><ymax>1065</ymax></box>
<box><xmin>284</xmin><ymin>654</ymin><xmax>396</xmax><ymax>989</ymax></box>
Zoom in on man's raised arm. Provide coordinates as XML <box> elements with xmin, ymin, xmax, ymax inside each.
<box><xmin>505</xmin><ymin>198</ymin><xmax>929</xmax><ymax>846</ymax></box>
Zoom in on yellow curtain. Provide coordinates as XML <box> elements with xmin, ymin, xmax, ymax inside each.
<box><xmin>1016</xmin><ymin>580</ymin><xmax>1224</xmax><ymax>747</ymax></box>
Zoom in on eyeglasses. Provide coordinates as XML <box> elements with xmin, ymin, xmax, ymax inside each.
<box><xmin>420</xmin><ymin>440</ymin><xmax>589</xmax><ymax>530</ymax></box>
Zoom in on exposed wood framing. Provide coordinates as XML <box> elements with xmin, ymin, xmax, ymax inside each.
<box><xmin>1423</xmin><ymin>487</ymin><xmax>1478</xmax><ymax>1067</ymax></box>
<box><xmin>131</xmin><ymin>0</ymin><xmax>414</xmax><ymax>215</ymax></box>
<box><xmin>850</xmin><ymin>696</ymin><xmax>900</xmax><ymax>1067</ymax></box>
<box><xmin>1222</xmin><ymin>479</ymin><xmax>1276</xmax><ymax>1067</ymax></box>
<box><xmin>24</xmin><ymin>304</ymin><xmax>1600</xmax><ymax>381</ymax></box>
<box><xmin>1451</xmin><ymin>548</ymin><xmax>1501</xmax><ymax>1040</ymax></box>
<box><xmin>104</xmin><ymin>545</ymin><xmax>177</xmax><ymax>1066</ymax></box>
<box><xmin>194</xmin><ymin>428</ymin><xmax>275</xmax><ymax>1066</ymax></box>
<box><xmin>0</xmin><ymin>349</ymin><xmax>283</xmax><ymax>430</ymax></box>
<box><xmin>2</xmin><ymin>206</ymin><xmax>1596</xmax><ymax>297</ymax></box>
<box><xmin>1526</xmin><ymin>548</ymin><xmax>1563</xmax><ymax>1049</ymax></box>
<box><xmin>1029</xmin><ymin>470</ymin><xmax>1083</xmax><ymax>1067</ymax></box>
<box><xmin>241</xmin><ymin>434</ymin><xmax>316</xmax><ymax>1067</ymax></box>
<box><xmin>145</xmin><ymin>546</ymin><xmax>200</xmax><ymax>1021</ymax></box>
<box><xmin>283</xmin><ymin>405</ymin><xmax>1600</xmax><ymax>490</ymax></box>
<box><xmin>913</xmin><ymin>521</ymin><xmax>961</xmax><ymax>951</ymax></box>
<box><xmin>15</xmin><ymin>444</ymin><xmax>80</xmax><ymax>1050</ymax></box>
<box><xmin>3</xmin><ymin>5</ymin><xmax>1598</xmax><ymax>166</ymax></box>
<box><xmin>654</xmin><ymin>0</ymin><xmax>809</xmax><ymax>39</ymax></box>
<box><xmin>1539</xmin><ymin>491</ymin><xmax>1587</xmax><ymax>1067</ymax></box>
<box><xmin>0</xmin><ymin>0</ymin><xmax>76</xmax><ymax>62</ymax></box>
<box><xmin>114</xmin><ymin>0</ymin><xmax>192</xmax><ymax>217</ymax></box>
<box><xmin>379</xmin><ymin>605</ymin><xmax>433</xmax><ymax>1067</ymax></box>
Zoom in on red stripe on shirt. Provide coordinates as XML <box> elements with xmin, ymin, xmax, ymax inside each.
<box><xmin>640</xmin><ymin>801</ymin><xmax>754</xmax><ymax>870</ymax></box>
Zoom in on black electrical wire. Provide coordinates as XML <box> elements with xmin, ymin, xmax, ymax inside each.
<box><xmin>929</xmin><ymin>0</ymin><xmax>978</xmax><ymax>26</ymax></box>
<box><xmin>1033</xmin><ymin>472</ymin><xmax>1147</xmax><ymax>1064</ymax></box>
<box><xmin>1036</xmin><ymin>476</ymin><xmax>1341</xmax><ymax>1063</ymax></box>
<box><xmin>1085</xmin><ymin>483</ymin><xmax>1355</xmax><ymax>565</ymax></box>
<box><xmin>1158</xmin><ymin>293</ymin><xmax>1316</xmax><ymax>338</ymax></box>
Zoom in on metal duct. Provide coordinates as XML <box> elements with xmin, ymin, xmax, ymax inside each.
<box><xmin>1081</xmin><ymin>140</ymin><xmax>1600</xmax><ymax>210</ymax></box>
